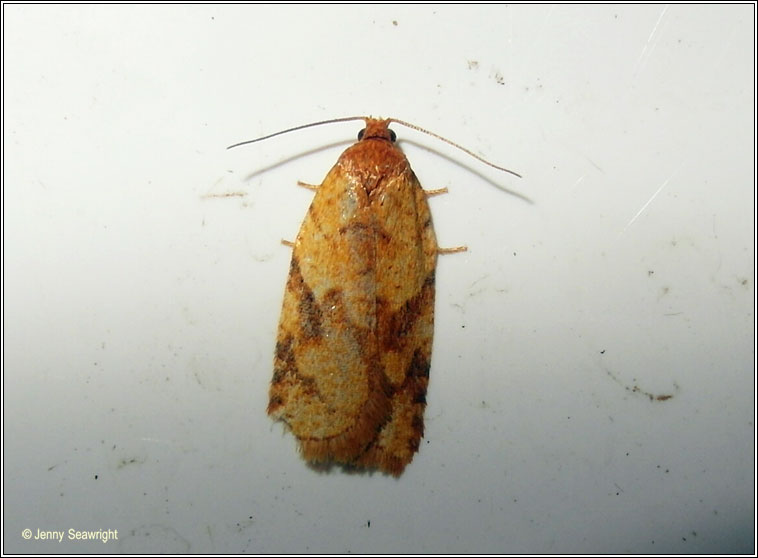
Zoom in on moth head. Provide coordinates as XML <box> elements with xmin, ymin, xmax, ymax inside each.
<box><xmin>357</xmin><ymin>119</ymin><xmax>396</xmax><ymax>143</ymax></box>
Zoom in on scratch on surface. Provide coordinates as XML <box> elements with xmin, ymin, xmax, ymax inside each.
<box><xmin>633</xmin><ymin>6</ymin><xmax>669</xmax><ymax>76</ymax></box>
<box><xmin>570</xmin><ymin>174</ymin><xmax>586</xmax><ymax>193</ymax></box>
<box><xmin>621</xmin><ymin>167</ymin><xmax>678</xmax><ymax>235</ymax></box>
<box><xmin>139</xmin><ymin>437</ymin><xmax>172</xmax><ymax>445</ymax></box>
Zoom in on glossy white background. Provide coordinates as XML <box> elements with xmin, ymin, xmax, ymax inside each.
<box><xmin>4</xmin><ymin>4</ymin><xmax>754</xmax><ymax>554</ymax></box>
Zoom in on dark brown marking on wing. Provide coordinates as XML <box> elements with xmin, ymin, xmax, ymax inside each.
<box><xmin>408</xmin><ymin>352</ymin><xmax>430</xmax><ymax>405</ymax></box>
<box><xmin>268</xmin><ymin>394</ymin><xmax>284</xmax><ymax>413</ymax></box>
<box><xmin>379</xmin><ymin>271</ymin><xmax>435</xmax><ymax>353</ymax></box>
<box><xmin>348</xmin><ymin>346</ymin><xmax>430</xmax><ymax>475</ymax></box>
<box><xmin>287</xmin><ymin>259</ymin><xmax>323</xmax><ymax>340</ymax></box>
<box><xmin>271</xmin><ymin>335</ymin><xmax>294</xmax><ymax>379</ymax></box>
<box><xmin>409</xmin><ymin>414</ymin><xmax>424</xmax><ymax>452</ymax></box>
<box><xmin>338</xmin><ymin>221</ymin><xmax>392</xmax><ymax>246</ymax></box>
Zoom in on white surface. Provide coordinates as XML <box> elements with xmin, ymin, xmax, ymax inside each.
<box><xmin>3</xmin><ymin>4</ymin><xmax>754</xmax><ymax>554</ymax></box>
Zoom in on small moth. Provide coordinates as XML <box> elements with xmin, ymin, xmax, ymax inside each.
<box><xmin>230</xmin><ymin>116</ymin><xmax>519</xmax><ymax>476</ymax></box>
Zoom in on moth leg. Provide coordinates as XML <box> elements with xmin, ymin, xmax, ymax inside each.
<box><xmin>438</xmin><ymin>245</ymin><xmax>467</xmax><ymax>254</ymax></box>
<box><xmin>284</xmin><ymin>182</ymin><xmax>316</xmax><ymax>246</ymax></box>
<box><xmin>424</xmin><ymin>187</ymin><xmax>448</xmax><ymax>197</ymax></box>
<box><xmin>425</xmin><ymin>188</ymin><xmax>462</xmax><ymax>252</ymax></box>
<box><xmin>297</xmin><ymin>181</ymin><xmax>320</xmax><ymax>191</ymax></box>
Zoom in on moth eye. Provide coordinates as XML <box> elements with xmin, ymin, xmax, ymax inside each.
<box><xmin>389</xmin><ymin>129</ymin><xmax>397</xmax><ymax>142</ymax></box>
<box><xmin>358</xmin><ymin>129</ymin><xmax>365</xmax><ymax>140</ymax></box>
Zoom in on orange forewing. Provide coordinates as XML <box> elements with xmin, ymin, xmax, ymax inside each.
<box><xmin>268</xmin><ymin>119</ymin><xmax>438</xmax><ymax>476</ymax></box>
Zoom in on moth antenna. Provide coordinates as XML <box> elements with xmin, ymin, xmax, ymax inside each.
<box><xmin>227</xmin><ymin>116</ymin><xmax>367</xmax><ymax>149</ymax></box>
<box><xmin>389</xmin><ymin>118</ymin><xmax>522</xmax><ymax>178</ymax></box>
<box><xmin>229</xmin><ymin>115</ymin><xmax>521</xmax><ymax>178</ymax></box>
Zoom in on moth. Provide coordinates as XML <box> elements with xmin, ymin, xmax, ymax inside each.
<box><xmin>230</xmin><ymin>117</ymin><xmax>519</xmax><ymax>476</ymax></box>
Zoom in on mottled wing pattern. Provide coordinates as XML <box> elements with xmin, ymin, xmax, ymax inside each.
<box><xmin>268</xmin><ymin>124</ymin><xmax>438</xmax><ymax>476</ymax></box>
<box><xmin>355</xmin><ymin>168</ymin><xmax>437</xmax><ymax>474</ymax></box>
